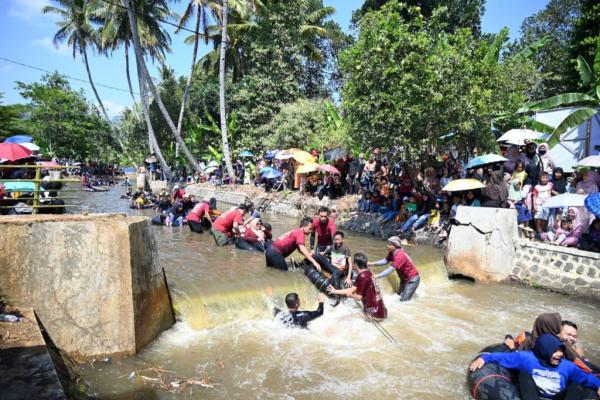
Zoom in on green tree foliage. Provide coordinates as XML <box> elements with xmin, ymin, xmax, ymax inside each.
<box><xmin>0</xmin><ymin>93</ymin><xmax>31</xmax><ymax>137</ymax></box>
<box><xmin>340</xmin><ymin>1</ymin><xmax>537</xmax><ymax>154</ymax></box>
<box><xmin>256</xmin><ymin>98</ymin><xmax>350</xmax><ymax>150</ymax></box>
<box><xmin>571</xmin><ymin>0</ymin><xmax>600</xmax><ymax>84</ymax></box>
<box><xmin>351</xmin><ymin>0</ymin><xmax>486</xmax><ymax>35</ymax></box>
<box><xmin>15</xmin><ymin>73</ymin><xmax>120</xmax><ymax>160</ymax></box>
<box><xmin>518</xmin><ymin>0</ymin><xmax>582</xmax><ymax>98</ymax></box>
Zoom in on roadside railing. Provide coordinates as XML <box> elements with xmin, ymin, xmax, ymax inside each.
<box><xmin>0</xmin><ymin>164</ymin><xmax>81</xmax><ymax>214</ymax></box>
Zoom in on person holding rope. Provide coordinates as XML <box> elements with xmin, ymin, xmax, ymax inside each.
<box><xmin>327</xmin><ymin>253</ymin><xmax>387</xmax><ymax>320</ymax></box>
<box><xmin>369</xmin><ymin>236</ymin><xmax>420</xmax><ymax>302</ymax></box>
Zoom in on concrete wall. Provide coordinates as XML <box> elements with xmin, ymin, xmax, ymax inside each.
<box><xmin>0</xmin><ymin>214</ymin><xmax>174</xmax><ymax>360</ymax></box>
<box><xmin>445</xmin><ymin>206</ymin><xmax>518</xmax><ymax>282</ymax></box>
<box><xmin>445</xmin><ymin>206</ymin><xmax>600</xmax><ymax>300</ymax></box>
<box><xmin>185</xmin><ymin>185</ymin><xmax>249</xmax><ymax>206</ymax></box>
<box><xmin>511</xmin><ymin>241</ymin><xmax>600</xmax><ymax>298</ymax></box>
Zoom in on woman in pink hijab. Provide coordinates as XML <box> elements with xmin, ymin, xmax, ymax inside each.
<box><xmin>561</xmin><ymin>207</ymin><xmax>587</xmax><ymax>247</ymax></box>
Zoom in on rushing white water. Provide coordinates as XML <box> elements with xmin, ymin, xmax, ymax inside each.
<box><xmin>73</xmin><ymin>187</ymin><xmax>600</xmax><ymax>399</ymax></box>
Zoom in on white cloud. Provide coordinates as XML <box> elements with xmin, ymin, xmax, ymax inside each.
<box><xmin>30</xmin><ymin>37</ymin><xmax>70</xmax><ymax>56</ymax></box>
<box><xmin>8</xmin><ymin>0</ymin><xmax>51</xmax><ymax>21</ymax></box>
<box><xmin>100</xmin><ymin>100</ymin><xmax>125</xmax><ymax>120</ymax></box>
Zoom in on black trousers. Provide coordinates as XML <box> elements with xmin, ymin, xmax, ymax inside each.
<box><xmin>266</xmin><ymin>247</ymin><xmax>288</xmax><ymax>271</ymax></box>
<box><xmin>188</xmin><ymin>220</ymin><xmax>204</xmax><ymax>233</ymax></box>
<box><xmin>236</xmin><ymin>238</ymin><xmax>266</xmax><ymax>253</ymax></box>
<box><xmin>314</xmin><ymin>253</ymin><xmax>343</xmax><ymax>289</ymax></box>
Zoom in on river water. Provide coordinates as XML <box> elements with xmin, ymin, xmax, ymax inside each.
<box><xmin>73</xmin><ymin>187</ymin><xmax>600</xmax><ymax>399</ymax></box>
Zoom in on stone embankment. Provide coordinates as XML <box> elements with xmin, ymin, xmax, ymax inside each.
<box><xmin>185</xmin><ymin>183</ymin><xmax>359</xmax><ymax>218</ymax></box>
<box><xmin>0</xmin><ymin>214</ymin><xmax>175</xmax><ymax>360</ymax></box>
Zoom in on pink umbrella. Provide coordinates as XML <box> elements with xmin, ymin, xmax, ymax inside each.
<box><xmin>0</xmin><ymin>143</ymin><xmax>33</xmax><ymax>161</ymax></box>
<box><xmin>317</xmin><ymin>164</ymin><xmax>340</xmax><ymax>174</ymax></box>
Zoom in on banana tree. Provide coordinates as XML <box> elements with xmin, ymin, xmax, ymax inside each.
<box><xmin>519</xmin><ymin>36</ymin><xmax>600</xmax><ymax>148</ymax></box>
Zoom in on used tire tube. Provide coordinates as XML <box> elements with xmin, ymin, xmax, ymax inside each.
<box><xmin>303</xmin><ymin>264</ymin><xmax>332</xmax><ymax>293</ymax></box>
<box><xmin>467</xmin><ymin>344</ymin><xmax>520</xmax><ymax>400</ymax></box>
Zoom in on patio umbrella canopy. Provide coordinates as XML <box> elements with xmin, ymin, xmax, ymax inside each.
<box><xmin>20</xmin><ymin>142</ymin><xmax>40</xmax><ymax>152</ymax></box>
<box><xmin>297</xmin><ymin>163</ymin><xmax>319</xmax><ymax>174</ymax></box>
<box><xmin>466</xmin><ymin>154</ymin><xmax>508</xmax><ymax>169</ymax></box>
<box><xmin>317</xmin><ymin>164</ymin><xmax>340</xmax><ymax>174</ymax></box>
<box><xmin>442</xmin><ymin>178</ymin><xmax>486</xmax><ymax>192</ymax></box>
<box><xmin>264</xmin><ymin>150</ymin><xmax>280</xmax><ymax>159</ymax></box>
<box><xmin>541</xmin><ymin>193</ymin><xmax>587</xmax><ymax>209</ymax></box>
<box><xmin>291</xmin><ymin>150</ymin><xmax>316</xmax><ymax>164</ymax></box>
<box><xmin>496</xmin><ymin>129</ymin><xmax>542</xmax><ymax>146</ymax></box>
<box><xmin>0</xmin><ymin>143</ymin><xmax>33</xmax><ymax>161</ymax></box>
<box><xmin>584</xmin><ymin>193</ymin><xmax>600</xmax><ymax>217</ymax></box>
<box><xmin>3</xmin><ymin>181</ymin><xmax>36</xmax><ymax>191</ymax></box>
<box><xmin>4</xmin><ymin>135</ymin><xmax>33</xmax><ymax>143</ymax></box>
<box><xmin>576</xmin><ymin>155</ymin><xmax>600</xmax><ymax>168</ymax></box>
<box><xmin>239</xmin><ymin>151</ymin><xmax>254</xmax><ymax>157</ymax></box>
<box><xmin>260</xmin><ymin>166</ymin><xmax>277</xmax><ymax>174</ymax></box>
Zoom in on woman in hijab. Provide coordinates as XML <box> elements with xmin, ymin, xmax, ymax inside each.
<box><xmin>538</xmin><ymin>142</ymin><xmax>556</xmax><ymax>175</ymax></box>
<box><xmin>551</xmin><ymin>167</ymin><xmax>568</xmax><ymax>195</ymax></box>
<box><xmin>482</xmin><ymin>170</ymin><xmax>509</xmax><ymax>208</ymax></box>
<box><xmin>575</xmin><ymin>170</ymin><xmax>599</xmax><ymax>195</ymax></box>
<box><xmin>560</xmin><ymin>208</ymin><xmax>587</xmax><ymax>247</ymax></box>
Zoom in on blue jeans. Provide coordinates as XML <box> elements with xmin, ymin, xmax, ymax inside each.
<box><xmin>400</xmin><ymin>214</ymin><xmax>419</xmax><ymax>232</ymax></box>
<box><xmin>381</xmin><ymin>211</ymin><xmax>399</xmax><ymax>223</ymax></box>
<box><xmin>412</xmin><ymin>214</ymin><xmax>430</xmax><ymax>230</ymax></box>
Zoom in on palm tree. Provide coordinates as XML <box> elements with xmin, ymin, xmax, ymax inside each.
<box><xmin>520</xmin><ymin>36</ymin><xmax>600</xmax><ymax>149</ymax></box>
<box><xmin>218</xmin><ymin>0</ymin><xmax>235</xmax><ymax>179</ymax></box>
<box><xmin>175</xmin><ymin>0</ymin><xmax>215</xmax><ymax>158</ymax></box>
<box><xmin>43</xmin><ymin>0</ymin><xmax>133</xmax><ymax>163</ymax></box>
<box><xmin>126</xmin><ymin>0</ymin><xmax>202</xmax><ymax>174</ymax></box>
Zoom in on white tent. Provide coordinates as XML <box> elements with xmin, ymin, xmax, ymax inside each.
<box><xmin>534</xmin><ymin>107</ymin><xmax>600</xmax><ymax>172</ymax></box>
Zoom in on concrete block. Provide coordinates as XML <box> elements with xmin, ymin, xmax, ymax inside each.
<box><xmin>576</xmin><ymin>266</ymin><xmax>585</xmax><ymax>274</ymax></box>
<box><xmin>0</xmin><ymin>214</ymin><xmax>174</xmax><ymax>360</ymax></box>
<box><xmin>445</xmin><ymin>206</ymin><xmax>518</xmax><ymax>282</ymax></box>
<box><xmin>575</xmin><ymin>278</ymin><xmax>587</xmax><ymax>286</ymax></box>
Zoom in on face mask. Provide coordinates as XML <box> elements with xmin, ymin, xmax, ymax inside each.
<box><xmin>539</xmin><ymin>149</ymin><xmax>547</xmax><ymax>155</ymax></box>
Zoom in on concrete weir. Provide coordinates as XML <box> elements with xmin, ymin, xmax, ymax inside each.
<box><xmin>0</xmin><ymin>214</ymin><xmax>174</xmax><ymax>359</ymax></box>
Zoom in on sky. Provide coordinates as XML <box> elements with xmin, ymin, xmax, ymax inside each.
<box><xmin>0</xmin><ymin>0</ymin><xmax>550</xmax><ymax>118</ymax></box>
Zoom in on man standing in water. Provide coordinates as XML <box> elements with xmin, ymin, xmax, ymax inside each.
<box><xmin>310</xmin><ymin>207</ymin><xmax>336</xmax><ymax>253</ymax></box>
<box><xmin>266</xmin><ymin>218</ymin><xmax>321</xmax><ymax>271</ymax></box>
<box><xmin>369</xmin><ymin>236</ymin><xmax>420</xmax><ymax>301</ymax></box>
<box><xmin>328</xmin><ymin>253</ymin><xmax>387</xmax><ymax>319</ymax></box>
<box><xmin>210</xmin><ymin>204</ymin><xmax>249</xmax><ymax>246</ymax></box>
<box><xmin>274</xmin><ymin>292</ymin><xmax>327</xmax><ymax>328</ymax></box>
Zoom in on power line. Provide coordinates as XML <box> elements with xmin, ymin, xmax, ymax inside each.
<box><xmin>97</xmin><ymin>0</ymin><xmax>215</xmax><ymax>39</ymax></box>
<box><xmin>0</xmin><ymin>56</ymin><xmax>140</xmax><ymax>95</ymax></box>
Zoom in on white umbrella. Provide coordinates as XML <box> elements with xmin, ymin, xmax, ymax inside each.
<box><xmin>541</xmin><ymin>193</ymin><xmax>587</xmax><ymax>209</ymax></box>
<box><xmin>576</xmin><ymin>155</ymin><xmax>600</xmax><ymax>168</ymax></box>
<box><xmin>497</xmin><ymin>129</ymin><xmax>543</xmax><ymax>146</ymax></box>
<box><xmin>206</xmin><ymin>160</ymin><xmax>219</xmax><ymax>168</ymax></box>
<box><xmin>204</xmin><ymin>166</ymin><xmax>218</xmax><ymax>174</ymax></box>
<box><xmin>19</xmin><ymin>142</ymin><xmax>40</xmax><ymax>152</ymax></box>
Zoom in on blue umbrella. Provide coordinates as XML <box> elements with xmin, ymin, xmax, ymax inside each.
<box><xmin>262</xmin><ymin>170</ymin><xmax>282</xmax><ymax>179</ymax></box>
<box><xmin>4</xmin><ymin>135</ymin><xmax>33</xmax><ymax>143</ymax></box>
<box><xmin>584</xmin><ymin>193</ymin><xmax>600</xmax><ymax>217</ymax></box>
<box><xmin>264</xmin><ymin>150</ymin><xmax>280</xmax><ymax>159</ymax></box>
<box><xmin>466</xmin><ymin>154</ymin><xmax>508</xmax><ymax>169</ymax></box>
<box><xmin>260</xmin><ymin>166</ymin><xmax>276</xmax><ymax>173</ymax></box>
<box><xmin>3</xmin><ymin>181</ymin><xmax>36</xmax><ymax>191</ymax></box>
<box><xmin>239</xmin><ymin>150</ymin><xmax>254</xmax><ymax>157</ymax></box>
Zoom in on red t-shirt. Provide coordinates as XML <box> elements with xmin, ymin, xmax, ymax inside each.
<box><xmin>355</xmin><ymin>270</ymin><xmax>387</xmax><ymax>319</ymax></box>
<box><xmin>212</xmin><ymin>209</ymin><xmax>243</xmax><ymax>234</ymax></box>
<box><xmin>311</xmin><ymin>217</ymin><xmax>336</xmax><ymax>247</ymax></box>
<box><xmin>243</xmin><ymin>228</ymin><xmax>259</xmax><ymax>243</ymax></box>
<box><xmin>386</xmin><ymin>249</ymin><xmax>419</xmax><ymax>282</ymax></box>
<box><xmin>272</xmin><ymin>228</ymin><xmax>306</xmax><ymax>257</ymax></box>
<box><xmin>186</xmin><ymin>202</ymin><xmax>209</xmax><ymax>223</ymax></box>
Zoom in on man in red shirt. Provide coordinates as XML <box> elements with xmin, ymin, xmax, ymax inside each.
<box><xmin>328</xmin><ymin>253</ymin><xmax>387</xmax><ymax>319</ymax></box>
<box><xmin>266</xmin><ymin>218</ymin><xmax>321</xmax><ymax>271</ymax></box>
<box><xmin>185</xmin><ymin>196</ymin><xmax>213</xmax><ymax>233</ymax></box>
<box><xmin>210</xmin><ymin>204</ymin><xmax>249</xmax><ymax>246</ymax></box>
<box><xmin>310</xmin><ymin>206</ymin><xmax>336</xmax><ymax>252</ymax></box>
<box><xmin>369</xmin><ymin>236</ymin><xmax>420</xmax><ymax>301</ymax></box>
